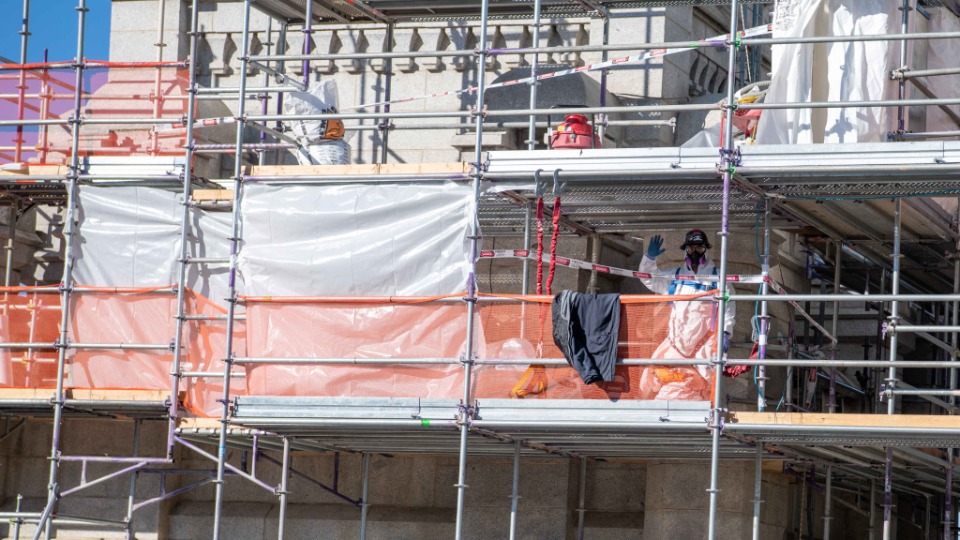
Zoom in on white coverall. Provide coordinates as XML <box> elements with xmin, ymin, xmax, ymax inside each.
<box><xmin>637</xmin><ymin>254</ymin><xmax>736</xmax><ymax>400</ymax></box>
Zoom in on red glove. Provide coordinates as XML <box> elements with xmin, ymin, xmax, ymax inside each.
<box><xmin>723</xmin><ymin>364</ymin><xmax>750</xmax><ymax>377</ymax></box>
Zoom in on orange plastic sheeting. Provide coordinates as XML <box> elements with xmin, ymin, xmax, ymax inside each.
<box><xmin>0</xmin><ymin>293</ymin><xmax>61</xmax><ymax>388</ymax></box>
<box><xmin>0</xmin><ymin>288</ymin><xmax>244</xmax><ymax>411</ymax></box>
<box><xmin>181</xmin><ymin>292</ymin><xmax>247</xmax><ymax>417</ymax></box>
<box><xmin>244</xmin><ymin>302</ymin><xmax>473</xmax><ymax>398</ymax></box>
<box><xmin>68</xmin><ymin>289</ymin><xmax>246</xmax><ymax>413</ymax></box>
<box><xmin>242</xmin><ymin>292</ymin><xmax>718</xmax><ymax>401</ymax></box>
<box><xmin>473</xmin><ymin>298</ymin><xmax>716</xmax><ymax>400</ymax></box>
<box><xmin>70</xmin><ymin>293</ymin><xmax>175</xmax><ymax>389</ymax></box>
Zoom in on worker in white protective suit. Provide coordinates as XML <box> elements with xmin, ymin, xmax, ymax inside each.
<box><xmin>636</xmin><ymin>229</ymin><xmax>735</xmax><ymax>400</ymax></box>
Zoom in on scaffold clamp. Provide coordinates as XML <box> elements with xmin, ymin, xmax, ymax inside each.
<box><xmin>719</xmin><ymin>147</ymin><xmax>742</xmax><ymax>166</ymax></box>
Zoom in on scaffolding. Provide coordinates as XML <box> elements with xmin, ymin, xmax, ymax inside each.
<box><xmin>3</xmin><ymin>0</ymin><xmax>960</xmax><ymax>539</ymax></box>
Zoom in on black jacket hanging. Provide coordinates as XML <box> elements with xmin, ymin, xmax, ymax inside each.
<box><xmin>552</xmin><ymin>291</ymin><xmax>621</xmax><ymax>384</ymax></box>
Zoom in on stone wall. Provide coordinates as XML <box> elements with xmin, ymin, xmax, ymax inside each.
<box><xmin>0</xmin><ymin>419</ymin><xmax>818</xmax><ymax>540</ymax></box>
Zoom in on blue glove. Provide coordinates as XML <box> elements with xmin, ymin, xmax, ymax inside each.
<box><xmin>722</xmin><ymin>331</ymin><xmax>731</xmax><ymax>353</ymax></box>
<box><xmin>646</xmin><ymin>234</ymin><xmax>665</xmax><ymax>259</ymax></box>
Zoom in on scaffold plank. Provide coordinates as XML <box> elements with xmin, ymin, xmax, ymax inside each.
<box><xmin>245</xmin><ymin>161</ymin><xmax>469</xmax><ymax>177</ymax></box>
<box><xmin>729</xmin><ymin>411</ymin><xmax>960</xmax><ymax>429</ymax></box>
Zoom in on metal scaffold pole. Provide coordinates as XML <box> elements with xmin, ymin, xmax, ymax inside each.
<box><xmin>35</xmin><ymin>1</ymin><xmax>87</xmax><ymax>538</ymax></box>
<box><xmin>509</xmin><ymin>441</ymin><xmax>521</xmax><ymax>540</ymax></box>
<box><xmin>526</xmin><ymin>0</ymin><xmax>542</xmax><ymax>151</ymax></box>
<box><xmin>751</xmin><ymin>444</ymin><xmax>762</xmax><ymax>540</ymax></box>
<box><xmin>823</xmin><ymin>464</ymin><xmax>833</xmax><ymax>540</ymax></box>
<box><xmin>124</xmin><ymin>420</ymin><xmax>142</xmax><ymax>540</ymax></box>
<box><xmin>829</xmin><ymin>240</ymin><xmax>841</xmax><ymax>413</ymax></box>
<box><xmin>277</xmin><ymin>437</ymin><xmax>291</xmax><ymax>540</ymax></box>
<box><xmin>883</xmin><ymin>198</ymin><xmax>902</xmax><ymax>540</ymax></box>
<box><xmin>167</xmin><ymin>0</ymin><xmax>202</xmax><ymax>461</ymax></box>
<box><xmin>360</xmin><ymin>453</ymin><xmax>370</xmax><ymax>540</ymax></box>
<box><xmin>707</xmin><ymin>1</ymin><xmax>740</xmax><ymax>538</ymax></box>
<box><xmin>757</xmin><ymin>198</ymin><xmax>771</xmax><ymax>411</ymax></box>
<box><xmin>379</xmin><ymin>23</ymin><xmax>394</xmax><ymax>164</ymax></box>
<box><xmin>454</xmin><ymin>0</ymin><xmax>490</xmax><ymax>536</ymax></box>
<box><xmin>15</xmin><ymin>0</ymin><xmax>30</xmax><ymax>163</ymax></box>
<box><xmin>212</xmin><ymin>0</ymin><xmax>253</xmax><ymax>537</ymax></box>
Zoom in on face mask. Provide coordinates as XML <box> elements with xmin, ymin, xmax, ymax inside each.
<box><xmin>685</xmin><ymin>246</ymin><xmax>706</xmax><ymax>268</ymax></box>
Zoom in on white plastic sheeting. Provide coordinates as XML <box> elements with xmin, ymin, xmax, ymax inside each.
<box><xmin>237</xmin><ymin>182</ymin><xmax>474</xmax><ymax>296</ymax></box>
<box><xmin>74</xmin><ymin>186</ymin><xmax>234</xmax><ymax>300</ymax></box>
<box><xmin>924</xmin><ymin>8</ymin><xmax>960</xmax><ymax>132</ymax></box>
<box><xmin>755</xmin><ymin>0</ymin><xmax>900</xmax><ymax>144</ymax></box>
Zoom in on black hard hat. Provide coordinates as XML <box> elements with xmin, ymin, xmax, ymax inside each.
<box><xmin>680</xmin><ymin>229</ymin><xmax>712</xmax><ymax>250</ymax></box>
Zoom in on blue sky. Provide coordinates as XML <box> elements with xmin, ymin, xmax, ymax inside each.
<box><xmin>0</xmin><ymin>0</ymin><xmax>111</xmax><ymax>63</ymax></box>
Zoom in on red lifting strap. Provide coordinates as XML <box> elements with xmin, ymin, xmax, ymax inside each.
<box><xmin>546</xmin><ymin>197</ymin><xmax>561</xmax><ymax>295</ymax></box>
<box><xmin>535</xmin><ymin>197</ymin><xmax>545</xmax><ymax>295</ymax></box>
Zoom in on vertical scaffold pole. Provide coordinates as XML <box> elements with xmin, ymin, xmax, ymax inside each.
<box><xmin>577</xmin><ymin>458</ymin><xmax>587</xmax><ymax>540</ymax></box>
<box><xmin>273</xmin><ymin>23</ymin><xmax>288</xmax><ymax>164</ymax></box>
<box><xmin>948</xmin><ymin>199</ymin><xmax>960</xmax><ymax>540</ymax></box>
<box><xmin>706</xmin><ymin>1</ymin><xmax>740</xmax><ymax>538</ymax></box>
<box><xmin>751</xmin><ymin>444</ymin><xmax>762</xmax><ymax>540</ymax></box>
<box><xmin>167</xmin><ymin>0</ymin><xmax>202</xmax><ymax>461</ymax></box>
<box><xmin>212</xmin><ymin>0</ymin><xmax>253</xmax><ymax>538</ymax></box>
<box><xmin>829</xmin><ymin>240</ymin><xmax>842</xmax><ymax>413</ymax></box>
<box><xmin>952</xmin><ymin>199</ymin><xmax>960</xmax><ymax>401</ymax></box>
<box><xmin>883</xmin><ymin>199</ymin><xmax>902</xmax><ymax>540</ymax></box>
<box><xmin>454</xmin><ymin>1</ymin><xmax>490</xmax><ymax>537</ymax></box>
<box><xmin>896</xmin><ymin>0</ymin><xmax>910</xmax><ymax>136</ymax></box>
<box><xmin>945</xmin><ymin>463</ymin><xmax>953</xmax><ymax>540</ymax></box>
<box><xmin>4</xmin><ymin>203</ymin><xmax>17</xmax><ymax>288</ymax></box>
<box><xmin>302</xmin><ymin>0</ymin><xmax>313</xmax><ymax>87</ymax></box>
<box><xmin>36</xmin><ymin>1</ymin><xmax>86</xmax><ymax>538</ymax></box>
<box><xmin>258</xmin><ymin>17</ymin><xmax>273</xmax><ymax>166</ymax></box>
<box><xmin>15</xmin><ymin>0</ymin><xmax>30</xmax><ymax>163</ymax></box>
<box><xmin>823</xmin><ymin>464</ymin><xmax>833</xmax><ymax>540</ymax></box>
<box><xmin>521</xmin><ymin>203</ymin><xmax>532</xmax><ymax>295</ymax></box>
<box><xmin>757</xmin><ymin>198</ymin><xmax>771</xmax><ymax>411</ymax></box>
<box><xmin>379</xmin><ymin>23</ymin><xmax>394</xmax><ymax>165</ymax></box>
<box><xmin>360</xmin><ymin>453</ymin><xmax>370</xmax><ymax>540</ymax></box>
<box><xmin>597</xmin><ymin>10</ymin><xmax>609</xmax><ymax>142</ymax></box>
<box><xmin>509</xmin><ymin>441</ymin><xmax>521</xmax><ymax>540</ymax></box>
<box><xmin>526</xmin><ymin>0</ymin><xmax>541</xmax><ymax>150</ymax></box>
<box><xmin>149</xmin><ymin>0</ymin><xmax>167</xmax><ymax>155</ymax></box>
<box><xmin>869</xmin><ymin>479</ymin><xmax>876</xmax><ymax>540</ymax></box>
<box><xmin>124</xmin><ymin>420</ymin><xmax>142</xmax><ymax>540</ymax></box>
<box><xmin>277</xmin><ymin>437</ymin><xmax>291</xmax><ymax>540</ymax></box>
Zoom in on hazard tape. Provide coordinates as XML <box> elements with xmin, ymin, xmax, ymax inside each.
<box><xmin>479</xmin><ymin>249</ymin><xmax>764</xmax><ymax>284</ymax></box>
<box><xmin>157</xmin><ymin>24</ymin><xmax>772</xmax><ymax>134</ymax></box>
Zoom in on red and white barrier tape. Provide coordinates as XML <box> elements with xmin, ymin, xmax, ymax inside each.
<box><xmin>479</xmin><ymin>249</ymin><xmax>765</xmax><ymax>284</ymax></box>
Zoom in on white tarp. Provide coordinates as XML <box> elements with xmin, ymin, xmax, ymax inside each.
<box><xmin>237</xmin><ymin>182</ymin><xmax>474</xmax><ymax>296</ymax></box>
<box><xmin>755</xmin><ymin>0</ymin><xmax>900</xmax><ymax>144</ymax></box>
<box><xmin>924</xmin><ymin>8</ymin><xmax>960</xmax><ymax>132</ymax></box>
<box><xmin>74</xmin><ymin>186</ymin><xmax>233</xmax><ymax>301</ymax></box>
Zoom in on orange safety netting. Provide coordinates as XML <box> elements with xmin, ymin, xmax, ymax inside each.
<box><xmin>0</xmin><ymin>290</ymin><xmax>61</xmax><ymax>387</ymax></box>
<box><xmin>0</xmin><ymin>67</ymin><xmax>193</xmax><ymax>165</ymax></box>
<box><xmin>0</xmin><ymin>289</ymin><xmax>721</xmax><ymax>416</ymax></box>
<box><xmin>0</xmin><ymin>286</ymin><xmax>244</xmax><ymax>416</ymax></box>
<box><xmin>242</xmin><ymin>292</ymin><xmax>720</xmax><ymax>403</ymax></box>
